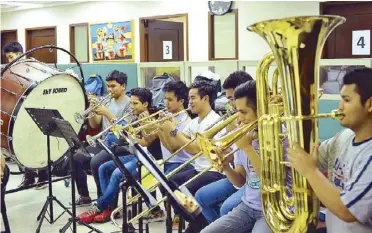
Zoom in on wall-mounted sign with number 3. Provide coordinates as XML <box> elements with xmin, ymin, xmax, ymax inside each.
<box><xmin>163</xmin><ymin>41</ymin><xmax>173</xmax><ymax>59</ymax></box>
<box><xmin>352</xmin><ymin>30</ymin><xmax>370</xmax><ymax>55</ymax></box>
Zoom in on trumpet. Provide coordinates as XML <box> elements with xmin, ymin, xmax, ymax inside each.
<box><xmin>133</xmin><ymin>108</ymin><xmax>191</xmax><ymax>136</ymax></box>
<box><xmin>86</xmin><ymin>110</ymin><xmax>135</xmax><ymax>147</ymax></box>
<box><xmin>74</xmin><ymin>94</ymin><xmax>112</xmax><ymax>124</ymax></box>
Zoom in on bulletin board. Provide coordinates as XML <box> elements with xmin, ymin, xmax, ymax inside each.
<box><xmin>89</xmin><ymin>20</ymin><xmax>135</xmax><ymax>62</ymax></box>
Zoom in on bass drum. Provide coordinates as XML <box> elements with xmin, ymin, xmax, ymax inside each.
<box><xmin>1</xmin><ymin>59</ymin><xmax>87</xmax><ymax>169</ymax></box>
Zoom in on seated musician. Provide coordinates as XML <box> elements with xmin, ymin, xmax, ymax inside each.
<box><xmin>77</xmin><ymin>87</ymin><xmax>162</xmax><ymax>224</ymax></box>
<box><xmin>160</xmin><ymin>80</ymin><xmax>226</xmax><ymax>230</ymax></box>
<box><xmin>201</xmin><ymin>80</ymin><xmax>273</xmax><ymax>233</ymax></box>
<box><xmin>72</xmin><ymin>70</ymin><xmax>131</xmax><ymax>206</ymax></box>
<box><xmin>193</xmin><ymin>71</ymin><xmax>253</xmax><ymax>225</ymax></box>
<box><xmin>288</xmin><ymin>68</ymin><xmax>372</xmax><ymax>233</ymax></box>
<box><xmin>3</xmin><ymin>41</ymin><xmax>48</xmax><ymax>189</ymax></box>
<box><xmin>142</xmin><ymin>81</ymin><xmax>195</xmax><ymax>221</ymax></box>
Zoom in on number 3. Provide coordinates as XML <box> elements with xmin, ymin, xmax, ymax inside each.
<box><xmin>357</xmin><ymin>36</ymin><xmax>365</xmax><ymax>48</ymax></box>
<box><xmin>165</xmin><ymin>45</ymin><xmax>170</xmax><ymax>54</ymax></box>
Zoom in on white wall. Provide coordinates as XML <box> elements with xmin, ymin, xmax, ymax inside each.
<box><xmin>1</xmin><ymin>1</ymin><xmax>320</xmax><ymax>64</ymax></box>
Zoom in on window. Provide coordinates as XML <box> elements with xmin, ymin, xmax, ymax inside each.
<box><xmin>70</xmin><ymin>23</ymin><xmax>89</xmax><ymax>63</ymax></box>
<box><xmin>209</xmin><ymin>9</ymin><xmax>238</xmax><ymax>60</ymax></box>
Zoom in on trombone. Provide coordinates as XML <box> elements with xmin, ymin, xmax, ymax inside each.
<box><xmin>74</xmin><ymin>94</ymin><xmax>112</xmax><ymax>124</ymax></box>
<box><xmin>86</xmin><ymin>110</ymin><xmax>135</xmax><ymax>147</ymax></box>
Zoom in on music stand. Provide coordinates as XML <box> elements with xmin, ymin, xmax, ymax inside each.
<box><xmin>25</xmin><ymin>108</ymin><xmax>71</xmax><ymax>233</ymax></box>
<box><xmin>52</xmin><ymin>118</ymin><xmax>104</xmax><ymax>233</ymax></box>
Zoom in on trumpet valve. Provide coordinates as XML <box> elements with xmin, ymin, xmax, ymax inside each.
<box><xmin>86</xmin><ymin>135</ymin><xmax>96</xmax><ymax>147</ymax></box>
<box><xmin>174</xmin><ymin>190</ymin><xmax>199</xmax><ymax>214</ymax></box>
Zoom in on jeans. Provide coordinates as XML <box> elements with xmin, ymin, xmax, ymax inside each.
<box><xmin>97</xmin><ymin>155</ymin><xmax>138</xmax><ymax>210</ymax></box>
<box><xmin>73</xmin><ymin>145</ymin><xmax>130</xmax><ymax>197</ymax></box>
<box><xmin>163</xmin><ymin>162</ymin><xmax>194</xmax><ymax>175</ymax></box>
<box><xmin>200</xmin><ymin>202</ymin><xmax>272</xmax><ymax>233</ymax></box>
<box><xmin>195</xmin><ymin>178</ymin><xmax>244</xmax><ymax>223</ymax></box>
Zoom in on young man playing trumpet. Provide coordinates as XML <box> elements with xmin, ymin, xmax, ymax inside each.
<box><xmin>201</xmin><ymin>80</ymin><xmax>273</xmax><ymax>233</ymax></box>
<box><xmin>77</xmin><ymin>87</ymin><xmax>163</xmax><ymax>224</ymax></box>
<box><xmin>72</xmin><ymin>70</ymin><xmax>131</xmax><ymax>206</ymax></box>
<box><xmin>288</xmin><ymin>68</ymin><xmax>372</xmax><ymax>233</ymax></box>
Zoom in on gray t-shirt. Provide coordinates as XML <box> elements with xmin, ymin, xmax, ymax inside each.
<box><xmin>318</xmin><ymin>129</ymin><xmax>372</xmax><ymax>233</ymax></box>
<box><xmin>102</xmin><ymin>95</ymin><xmax>130</xmax><ymax>130</ymax></box>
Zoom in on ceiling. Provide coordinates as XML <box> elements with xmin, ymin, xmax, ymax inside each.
<box><xmin>0</xmin><ymin>1</ymin><xmax>86</xmax><ymax>13</ymax></box>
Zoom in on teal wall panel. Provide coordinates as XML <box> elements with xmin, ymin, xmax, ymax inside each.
<box><xmin>318</xmin><ymin>99</ymin><xmax>344</xmax><ymax>141</ymax></box>
<box><xmin>57</xmin><ymin>63</ymin><xmax>138</xmax><ymax>92</ymax></box>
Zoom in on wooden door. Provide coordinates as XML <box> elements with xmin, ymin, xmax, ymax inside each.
<box><xmin>147</xmin><ymin>20</ymin><xmax>184</xmax><ymax>62</ymax></box>
<box><xmin>26</xmin><ymin>27</ymin><xmax>57</xmax><ymax>63</ymax></box>
<box><xmin>321</xmin><ymin>1</ymin><xmax>372</xmax><ymax>59</ymax></box>
<box><xmin>1</xmin><ymin>30</ymin><xmax>17</xmax><ymax>64</ymax></box>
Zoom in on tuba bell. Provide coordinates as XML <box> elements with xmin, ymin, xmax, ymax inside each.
<box><xmin>247</xmin><ymin>15</ymin><xmax>345</xmax><ymax>233</ymax></box>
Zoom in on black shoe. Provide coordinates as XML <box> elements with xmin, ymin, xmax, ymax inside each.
<box><xmin>18</xmin><ymin>176</ymin><xmax>35</xmax><ymax>188</ymax></box>
<box><xmin>69</xmin><ymin>196</ymin><xmax>92</xmax><ymax>207</ymax></box>
<box><xmin>34</xmin><ymin>180</ymin><xmax>48</xmax><ymax>190</ymax></box>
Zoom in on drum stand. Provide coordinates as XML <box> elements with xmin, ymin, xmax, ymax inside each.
<box><xmin>24</xmin><ymin>108</ymin><xmax>72</xmax><ymax>233</ymax></box>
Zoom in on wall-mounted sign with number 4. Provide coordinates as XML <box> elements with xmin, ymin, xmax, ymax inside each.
<box><xmin>352</xmin><ymin>30</ymin><xmax>370</xmax><ymax>55</ymax></box>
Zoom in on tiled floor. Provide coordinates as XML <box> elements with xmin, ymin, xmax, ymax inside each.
<box><xmin>2</xmin><ymin>163</ymin><xmax>178</xmax><ymax>233</ymax></box>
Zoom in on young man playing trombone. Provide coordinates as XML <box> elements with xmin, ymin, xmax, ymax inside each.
<box><xmin>72</xmin><ymin>70</ymin><xmax>131</xmax><ymax>206</ymax></box>
<box><xmin>77</xmin><ymin>87</ymin><xmax>163</xmax><ymax>224</ymax></box>
<box><xmin>201</xmin><ymin>80</ymin><xmax>273</xmax><ymax>233</ymax></box>
<box><xmin>160</xmin><ymin>80</ymin><xmax>226</xmax><ymax>230</ymax></box>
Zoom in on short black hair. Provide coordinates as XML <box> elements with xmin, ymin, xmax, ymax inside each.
<box><xmin>3</xmin><ymin>41</ymin><xmax>23</xmax><ymax>54</ymax></box>
<box><xmin>130</xmin><ymin>87</ymin><xmax>152</xmax><ymax>106</ymax></box>
<box><xmin>223</xmin><ymin>71</ymin><xmax>253</xmax><ymax>90</ymax></box>
<box><xmin>162</xmin><ymin>81</ymin><xmax>189</xmax><ymax>108</ymax></box>
<box><xmin>234</xmin><ymin>80</ymin><xmax>257</xmax><ymax>111</ymax></box>
<box><xmin>343</xmin><ymin>67</ymin><xmax>372</xmax><ymax>104</ymax></box>
<box><xmin>189</xmin><ymin>80</ymin><xmax>217</xmax><ymax>108</ymax></box>
<box><xmin>106</xmin><ymin>70</ymin><xmax>127</xmax><ymax>86</ymax></box>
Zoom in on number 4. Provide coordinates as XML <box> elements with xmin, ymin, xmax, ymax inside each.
<box><xmin>357</xmin><ymin>36</ymin><xmax>365</xmax><ymax>48</ymax></box>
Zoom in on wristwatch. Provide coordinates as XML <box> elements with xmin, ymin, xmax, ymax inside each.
<box><xmin>170</xmin><ymin>128</ymin><xmax>178</xmax><ymax>137</ymax></box>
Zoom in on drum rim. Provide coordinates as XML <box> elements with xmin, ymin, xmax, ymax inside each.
<box><xmin>7</xmin><ymin>74</ymin><xmax>88</xmax><ymax>170</ymax></box>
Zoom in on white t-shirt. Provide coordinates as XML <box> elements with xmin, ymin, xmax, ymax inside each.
<box><xmin>182</xmin><ymin>110</ymin><xmax>225</xmax><ymax>172</ymax></box>
<box><xmin>318</xmin><ymin>129</ymin><xmax>372</xmax><ymax>233</ymax></box>
<box><xmin>160</xmin><ymin>111</ymin><xmax>192</xmax><ymax>163</ymax></box>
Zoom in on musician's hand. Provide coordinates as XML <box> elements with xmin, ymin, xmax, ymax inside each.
<box><xmin>160</xmin><ymin>119</ymin><xmax>176</xmax><ymax>133</ymax></box>
<box><xmin>235</xmin><ymin>129</ymin><xmax>256</xmax><ymax>150</ymax></box>
<box><xmin>95</xmin><ymin>105</ymin><xmax>110</xmax><ymax>117</ymax></box>
<box><xmin>215</xmin><ymin>147</ymin><xmax>233</xmax><ymax>167</ymax></box>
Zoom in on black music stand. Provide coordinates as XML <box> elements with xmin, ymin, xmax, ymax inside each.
<box><xmin>52</xmin><ymin>118</ymin><xmax>103</xmax><ymax>233</ymax></box>
<box><xmin>24</xmin><ymin>108</ymin><xmax>71</xmax><ymax>233</ymax></box>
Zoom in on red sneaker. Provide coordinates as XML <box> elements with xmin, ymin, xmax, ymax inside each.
<box><xmin>77</xmin><ymin>204</ymin><xmax>101</xmax><ymax>224</ymax></box>
<box><xmin>93</xmin><ymin>209</ymin><xmax>112</xmax><ymax>223</ymax></box>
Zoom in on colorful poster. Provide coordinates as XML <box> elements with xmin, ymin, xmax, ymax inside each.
<box><xmin>89</xmin><ymin>20</ymin><xmax>134</xmax><ymax>62</ymax></box>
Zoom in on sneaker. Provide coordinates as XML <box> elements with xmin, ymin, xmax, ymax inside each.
<box><xmin>35</xmin><ymin>180</ymin><xmax>48</xmax><ymax>190</ymax></box>
<box><xmin>69</xmin><ymin>196</ymin><xmax>92</xmax><ymax>207</ymax></box>
<box><xmin>93</xmin><ymin>209</ymin><xmax>112</xmax><ymax>223</ymax></box>
<box><xmin>143</xmin><ymin>209</ymin><xmax>165</xmax><ymax>223</ymax></box>
<box><xmin>77</xmin><ymin>203</ymin><xmax>101</xmax><ymax>224</ymax></box>
<box><xmin>172</xmin><ymin>215</ymin><xmax>179</xmax><ymax>230</ymax></box>
<box><xmin>18</xmin><ymin>176</ymin><xmax>35</xmax><ymax>189</ymax></box>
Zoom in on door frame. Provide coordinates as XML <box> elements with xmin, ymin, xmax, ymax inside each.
<box><xmin>25</xmin><ymin>26</ymin><xmax>57</xmax><ymax>62</ymax></box>
<box><xmin>139</xmin><ymin>13</ymin><xmax>189</xmax><ymax>62</ymax></box>
<box><xmin>1</xmin><ymin>29</ymin><xmax>18</xmax><ymax>64</ymax></box>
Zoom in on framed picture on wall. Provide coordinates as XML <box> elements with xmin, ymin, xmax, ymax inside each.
<box><xmin>89</xmin><ymin>20</ymin><xmax>134</xmax><ymax>62</ymax></box>
<box><xmin>319</xmin><ymin>65</ymin><xmax>366</xmax><ymax>95</ymax></box>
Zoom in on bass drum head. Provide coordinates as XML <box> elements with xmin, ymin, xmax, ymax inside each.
<box><xmin>11</xmin><ymin>74</ymin><xmax>86</xmax><ymax>169</ymax></box>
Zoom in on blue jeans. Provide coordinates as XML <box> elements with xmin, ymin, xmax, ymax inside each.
<box><xmin>97</xmin><ymin>155</ymin><xmax>138</xmax><ymax>210</ymax></box>
<box><xmin>195</xmin><ymin>178</ymin><xmax>244</xmax><ymax>223</ymax></box>
<box><xmin>201</xmin><ymin>202</ymin><xmax>272</xmax><ymax>233</ymax></box>
<box><xmin>163</xmin><ymin>162</ymin><xmax>194</xmax><ymax>175</ymax></box>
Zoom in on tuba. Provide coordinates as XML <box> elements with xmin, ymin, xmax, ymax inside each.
<box><xmin>247</xmin><ymin>16</ymin><xmax>345</xmax><ymax>233</ymax></box>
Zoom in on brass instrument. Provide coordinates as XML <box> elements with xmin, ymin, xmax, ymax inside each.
<box><xmin>74</xmin><ymin>94</ymin><xmax>112</xmax><ymax>124</ymax></box>
<box><xmin>247</xmin><ymin>16</ymin><xmax>345</xmax><ymax>233</ymax></box>
<box><xmin>86</xmin><ymin>110</ymin><xmax>135</xmax><ymax>147</ymax></box>
<box><xmin>111</xmin><ymin>111</ymin><xmax>232</xmax><ymax>227</ymax></box>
